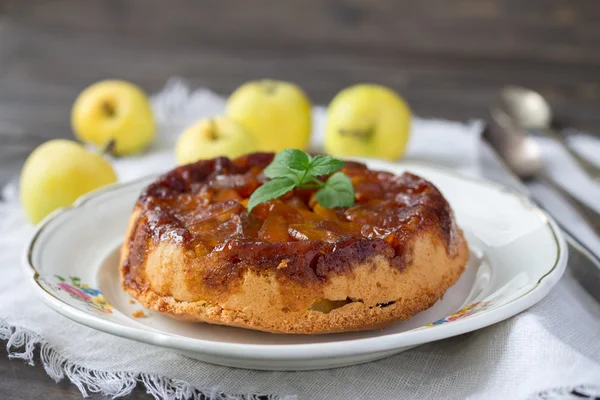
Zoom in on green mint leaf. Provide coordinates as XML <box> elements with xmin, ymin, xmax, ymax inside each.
<box><xmin>308</xmin><ymin>155</ymin><xmax>345</xmax><ymax>177</ymax></box>
<box><xmin>251</xmin><ymin>149</ymin><xmax>354</xmax><ymax>212</ymax></box>
<box><xmin>263</xmin><ymin>149</ymin><xmax>310</xmax><ymax>179</ymax></box>
<box><xmin>247</xmin><ymin>177</ymin><xmax>296</xmax><ymax>212</ymax></box>
<box><xmin>315</xmin><ymin>172</ymin><xmax>355</xmax><ymax>209</ymax></box>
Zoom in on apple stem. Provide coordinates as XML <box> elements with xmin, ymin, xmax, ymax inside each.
<box><xmin>261</xmin><ymin>81</ymin><xmax>278</xmax><ymax>95</ymax></box>
<box><xmin>101</xmin><ymin>101</ymin><xmax>116</xmax><ymax>118</ymax></box>
<box><xmin>102</xmin><ymin>139</ymin><xmax>117</xmax><ymax>156</ymax></box>
<box><xmin>338</xmin><ymin>126</ymin><xmax>375</xmax><ymax>141</ymax></box>
<box><xmin>207</xmin><ymin>119</ymin><xmax>218</xmax><ymax>141</ymax></box>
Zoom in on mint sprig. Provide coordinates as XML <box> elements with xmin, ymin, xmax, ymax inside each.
<box><xmin>247</xmin><ymin>149</ymin><xmax>355</xmax><ymax>212</ymax></box>
<box><xmin>314</xmin><ymin>172</ymin><xmax>355</xmax><ymax>208</ymax></box>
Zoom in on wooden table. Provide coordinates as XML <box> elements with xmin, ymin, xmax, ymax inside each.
<box><xmin>1</xmin><ymin>1</ymin><xmax>599</xmax><ymax>398</ymax></box>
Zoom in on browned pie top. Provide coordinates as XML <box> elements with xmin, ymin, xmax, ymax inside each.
<box><xmin>123</xmin><ymin>153</ymin><xmax>457</xmax><ymax>289</ymax></box>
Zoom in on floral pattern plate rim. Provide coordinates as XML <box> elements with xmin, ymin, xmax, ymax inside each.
<box><xmin>22</xmin><ymin>160</ymin><xmax>567</xmax><ymax>370</ymax></box>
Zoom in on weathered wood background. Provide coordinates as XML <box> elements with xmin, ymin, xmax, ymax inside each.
<box><xmin>1</xmin><ymin>0</ymin><xmax>599</xmax><ymax>398</ymax></box>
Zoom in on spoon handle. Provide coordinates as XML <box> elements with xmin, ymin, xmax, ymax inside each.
<box><xmin>543</xmin><ymin>128</ymin><xmax>600</xmax><ymax>180</ymax></box>
<box><xmin>537</xmin><ymin>174</ymin><xmax>600</xmax><ymax>238</ymax></box>
<box><xmin>563</xmin><ymin>229</ymin><xmax>600</xmax><ymax>303</ymax></box>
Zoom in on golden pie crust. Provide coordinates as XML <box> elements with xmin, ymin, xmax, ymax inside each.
<box><xmin>120</xmin><ymin>153</ymin><xmax>469</xmax><ymax>334</ymax></box>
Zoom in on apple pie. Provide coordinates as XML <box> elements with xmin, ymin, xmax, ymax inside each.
<box><xmin>120</xmin><ymin>153</ymin><xmax>469</xmax><ymax>334</ymax></box>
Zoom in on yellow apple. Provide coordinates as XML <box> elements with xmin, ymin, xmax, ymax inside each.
<box><xmin>324</xmin><ymin>84</ymin><xmax>411</xmax><ymax>160</ymax></box>
<box><xmin>71</xmin><ymin>80</ymin><xmax>155</xmax><ymax>155</ymax></box>
<box><xmin>20</xmin><ymin>140</ymin><xmax>118</xmax><ymax>224</ymax></box>
<box><xmin>226</xmin><ymin>79</ymin><xmax>312</xmax><ymax>152</ymax></box>
<box><xmin>175</xmin><ymin>116</ymin><xmax>259</xmax><ymax>165</ymax></box>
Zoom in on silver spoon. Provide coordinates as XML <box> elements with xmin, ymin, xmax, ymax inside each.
<box><xmin>498</xmin><ymin>86</ymin><xmax>600</xmax><ymax>179</ymax></box>
<box><xmin>484</xmin><ymin>104</ymin><xmax>600</xmax><ymax>302</ymax></box>
<box><xmin>486</xmin><ymin>104</ymin><xmax>600</xmax><ymax>236</ymax></box>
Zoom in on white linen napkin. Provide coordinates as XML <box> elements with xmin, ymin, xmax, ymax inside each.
<box><xmin>1</xmin><ymin>79</ymin><xmax>600</xmax><ymax>400</ymax></box>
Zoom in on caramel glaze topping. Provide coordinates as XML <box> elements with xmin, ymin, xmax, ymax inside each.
<box><xmin>123</xmin><ymin>153</ymin><xmax>457</xmax><ymax>291</ymax></box>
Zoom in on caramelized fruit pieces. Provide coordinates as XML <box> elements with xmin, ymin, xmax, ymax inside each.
<box><xmin>213</xmin><ymin>188</ymin><xmax>242</xmax><ymax>203</ymax></box>
<box><xmin>142</xmin><ymin>153</ymin><xmax>449</xmax><ymax>260</ymax></box>
<box><xmin>289</xmin><ymin>223</ymin><xmax>333</xmax><ymax>241</ymax></box>
<box><xmin>354</xmin><ymin>181</ymin><xmax>385</xmax><ymax>202</ymax></box>
<box><xmin>284</xmin><ymin>196</ymin><xmax>309</xmax><ymax>210</ymax></box>
<box><xmin>268</xmin><ymin>200</ymin><xmax>304</xmax><ymax>224</ymax></box>
<box><xmin>312</xmin><ymin>203</ymin><xmax>340</xmax><ymax>221</ymax></box>
<box><xmin>185</xmin><ymin>200</ymin><xmax>245</xmax><ymax>246</ymax></box>
<box><xmin>259</xmin><ymin>214</ymin><xmax>290</xmax><ymax>243</ymax></box>
<box><xmin>193</xmin><ymin>215</ymin><xmax>244</xmax><ymax>248</ymax></box>
<box><xmin>287</xmin><ymin>221</ymin><xmax>354</xmax><ymax>242</ymax></box>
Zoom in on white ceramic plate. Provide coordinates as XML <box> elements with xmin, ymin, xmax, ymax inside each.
<box><xmin>23</xmin><ymin>160</ymin><xmax>567</xmax><ymax>370</ymax></box>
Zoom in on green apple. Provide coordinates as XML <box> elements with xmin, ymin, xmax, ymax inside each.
<box><xmin>324</xmin><ymin>84</ymin><xmax>411</xmax><ymax>160</ymax></box>
<box><xmin>71</xmin><ymin>80</ymin><xmax>155</xmax><ymax>155</ymax></box>
<box><xmin>20</xmin><ymin>140</ymin><xmax>118</xmax><ymax>224</ymax></box>
<box><xmin>226</xmin><ymin>79</ymin><xmax>312</xmax><ymax>152</ymax></box>
<box><xmin>175</xmin><ymin>116</ymin><xmax>259</xmax><ymax>164</ymax></box>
